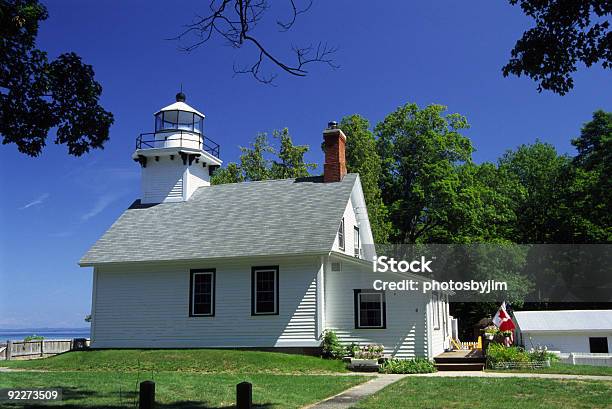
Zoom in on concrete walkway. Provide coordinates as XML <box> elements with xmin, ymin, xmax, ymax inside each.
<box><xmin>303</xmin><ymin>374</ymin><xmax>407</xmax><ymax>409</ymax></box>
<box><xmin>410</xmin><ymin>371</ymin><xmax>612</xmax><ymax>381</ymax></box>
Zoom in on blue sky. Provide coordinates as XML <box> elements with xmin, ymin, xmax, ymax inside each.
<box><xmin>0</xmin><ymin>0</ymin><xmax>610</xmax><ymax>328</ymax></box>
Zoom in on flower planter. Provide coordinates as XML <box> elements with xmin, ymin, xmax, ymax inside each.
<box><xmin>347</xmin><ymin>358</ymin><xmax>380</xmax><ymax>372</ymax></box>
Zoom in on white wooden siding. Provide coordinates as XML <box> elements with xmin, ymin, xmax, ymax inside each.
<box><xmin>185</xmin><ymin>162</ymin><xmax>211</xmax><ymax>200</ymax></box>
<box><xmin>427</xmin><ymin>292</ymin><xmax>448</xmax><ymax>358</ymax></box>
<box><xmin>91</xmin><ymin>256</ymin><xmax>320</xmax><ymax>348</ymax></box>
<box><xmin>324</xmin><ymin>257</ymin><xmax>429</xmax><ymax>358</ymax></box>
<box><xmin>331</xmin><ymin>180</ymin><xmax>375</xmax><ymax>261</ymax></box>
<box><xmin>141</xmin><ymin>157</ymin><xmax>185</xmax><ymax>204</ymax></box>
<box><xmin>332</xmin><ymin>197</ymin><xmax>360</xmax><ymax>257</ymax></box>
<box><xmin>519</xmin><ymin>331</ymin><xmax>611</xmax><ymax>353</ymax></box>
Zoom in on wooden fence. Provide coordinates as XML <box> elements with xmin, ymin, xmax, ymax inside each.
<box><xmin>0</xmin><ymin>339</ymin><xmax>89</xmax><ymax>360</ymax></box>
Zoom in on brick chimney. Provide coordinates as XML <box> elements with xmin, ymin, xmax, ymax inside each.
<box><xmin>323</xmin><ymin>121</ymin><xmax>347</xmax><ymax>183</ymax></box>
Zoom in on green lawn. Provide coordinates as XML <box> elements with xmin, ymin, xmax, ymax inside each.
<box><xmin>2</xmin><ymin>349</ymin><xmax>347</xmax><ymax>374</ymax></box>
<box><xmin>0</xmin><ymin>350</ymin><xmax>368</xmax><ymax>408</ymax></box>
<box><xmin>353</xmin><ymin>377</ymin><xmax>612</xmax><ymax>409</ymax></box>
<box><xmin>0</xmin><ymin>371</ymin><xmax>366</xmax><ymax>408</ymax></box>
<box><xmin>487</xmin><ymin>362</ymin><xmax>612</xmax><ymax>377</ymax></box>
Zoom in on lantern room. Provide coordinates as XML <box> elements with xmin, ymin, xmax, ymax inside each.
<box><xmin>132</xmin><ymin>92</ymin><xmax>222</xmax><ymax>204</ymax></box>
<box><xmin>154</xmin><ymin>92</ymin><xmax>204</xmax><ymax>134</ymax></box>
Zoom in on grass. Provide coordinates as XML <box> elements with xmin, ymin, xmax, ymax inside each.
<box><xmin>487</xmin><ymin>362</ymin><xmax>612</xmax><ymax>377</ymax></box>
<box><xmin>2</xmin><ymin>349</ymin><xmax>348</xmax><ymax>374</ymax></box>
<box><xmin>0</xmin><ymin>371</ymin><xmax>367</xmax><ymax>408</ymax></box>
<box><xmin>353</xmin><ymin>377</ymin><xmax>612</xmax><ymax>409</ymax></box>
<box><xmin>0</xmin><ymin>349</ymin><xmax>368</xmax><ymax>408</ymax></box>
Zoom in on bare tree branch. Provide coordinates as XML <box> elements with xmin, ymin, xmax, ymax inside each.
<box><xmin>171</xmin><ymin>0</ymin><xmax>338</xmax><ymax>84</ymax></box>
<box><xmin>276</xmin><ymin>0</ymin><xmax>312</xmax><ymax>31</ymax></box>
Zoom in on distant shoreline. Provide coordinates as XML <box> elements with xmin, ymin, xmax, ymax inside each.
<box><xmin>0</xmin><ymin>328</ymin><xmax>90</xmax><ymax>341</ymax></box>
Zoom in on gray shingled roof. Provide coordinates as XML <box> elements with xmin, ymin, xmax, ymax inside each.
<box><xmin>80</xmin><ymin>174</ymin><xmax>358</xmax><ymax>265</ymax></box>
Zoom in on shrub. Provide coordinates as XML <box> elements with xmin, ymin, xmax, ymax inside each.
<box><xmin>321</xmin><ymin>330</ymin><xmax>345</xmax><ymax>359</ymax></box>
<box><xmin>486</xmin><ymin>343</ymin><xmax>530</xmax><ymax>368</ymax></box>
<box><xmin>528</xmin><ymin>345</ymin><xmax>558</xmax><ymax>362</ymax></box>
<box><xmin>24</xmin><ymin>335</ymin><xmax>44</xmax><ymax>341</ymax></box>
<box><xmin>379</xmin><ymin>358</ymin><xmax>436</xmax><ymax>374</ymax></box>
<box><xmin>345</xmin><ymin>342</ymin><xmax>359</xmax><ymax>357</ymax></box>
<box><xmin>354</xmin><ymin>344</ymin><xmax>384</xmax><ymax>359</ymax></box>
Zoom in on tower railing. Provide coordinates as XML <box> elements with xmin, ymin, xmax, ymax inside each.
<box><xmin>136</xmin><ymin>129</ymin><xmax>220</xmax><ymax>158</ymax></box>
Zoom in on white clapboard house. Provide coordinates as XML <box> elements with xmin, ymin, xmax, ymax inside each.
<box><xmin>80</xmin><ymin>93</ymin><xmax>451</xmax><ymax>358</ymax></box>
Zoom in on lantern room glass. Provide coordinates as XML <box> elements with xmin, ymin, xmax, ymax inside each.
<box><xmin>155</xmin><ymin>110</ymin><xmax>204</xmax><ymax>133</ymax></box>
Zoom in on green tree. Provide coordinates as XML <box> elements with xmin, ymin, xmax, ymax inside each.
<box><xmin>452</xmin><ymin>162</ymin><xmax>524</xmax><ymax>243</ymax></box>
<box><xmin>339</xmin><ymin>114</ymin><xmax>391</xmax><ymax>243</ymax></box>
<box><xmin>567</xmin><ymin>110</ymin><xmax>612</xmax><ymax>242</ymax></box>
<box><xmin>504</xmin><ymin>0</ymin><xmax>611</xmax><ymax>95</ymax></box>
<box><xmin>375</xmin><ymin>103</ymin><xmax>473</xmax><ymax>243</ymax></box>
<box><xmin>270</xmin><ymin>128</ymin><xmax>317</xmax><ymax>179</ymax></box>
<box><xmin>212</xmin><ymin>129</ymin><xmax>316</xmax><ymax>184</ymax></box>
<box><xmin>0</xmin><ymin>0</ymin><xmax>113</xmax><ymax>156</ymax></box>
<box><xmin>498</xmin><ymin>141</ymin><xmax>572</xmax><ymax>243</ymax></box>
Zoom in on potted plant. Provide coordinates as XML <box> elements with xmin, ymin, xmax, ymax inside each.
<box><xmin>348</xmin><ymin>344</ymin><xmax>384</xmax><ymax>372</ymax></box>
<box><xmin>483</xmin><ymin>325</ymin><xmax>498</xmax><ymax>340</ymax></box>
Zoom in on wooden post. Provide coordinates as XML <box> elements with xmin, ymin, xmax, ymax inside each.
<box><xmin>40</xmin><ymin>339</ymin><xmax>44</xmax><ymax>357</ymax></box>
<box><xmin>236</xmin><ymin>382</ymin><xmax>252</xmax><ymax>409</ymax></box>
<box><xmin>139</xmin><ymin>380</ymin><xmax>155</xmax><ymax>409</ymax></box>
<box><xmin>6</xmin><ymin>340</ymin><xmax>12</xmax><ymax>361</ymax></box>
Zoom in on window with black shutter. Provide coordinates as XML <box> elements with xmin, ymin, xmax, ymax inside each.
<box><xmin>354</xmin><ymin>289</ymin><xmax>386</xmax><ymax>328</ymax></box>
<box><xmin>189</xmin><ymin>269</ymin><xmax>215</xmax><ymax>316</ymax></box>
<box><xmin>252</xmin><ymin>266</ymin><xmax>279</xmax><ymax>315</ymax></box>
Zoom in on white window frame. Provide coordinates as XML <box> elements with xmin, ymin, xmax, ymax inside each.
<box><xmin>191</xmin><ymin>271</ymin><xmax>214</xmax><ymax>317</ymax></box>
<box><xmin>357</xmin><ymin>291</ymin><xmax>385</xmax><ymax>329</ymax></box>
<box><xmin>338</xmin><ymin>218</ymin><xmax>345</xmax><ymax>250</ymax></box>
<box><xmin>432</xmin><ymin>292</ymin><xmax>440</xmax><ymax>330</ymax></box>
<box><xmin>354</xmin><ymin>226</ymin><xmax>360</xmax><ymax>257</ymax></box>
<box><xmin>252</xmin><ymin>267</ymin><xmax>278</xmax><ymax>315</ymax></box>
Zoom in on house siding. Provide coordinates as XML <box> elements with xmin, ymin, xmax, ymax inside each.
<box><xmin>91</xmin><ymin>256</ymin><xmax>321</xmax><ymax>348</ymax></box>
<box><xmin>141</xmin><ymin>157</ymin><xmax>185</xmax><ymax>204</ymax></box>
<box><xmin>332</xmin><ymin>197</ymin><xmax>358</xmax><ymax>257</ymax></box>
<box><xmin>324</xmin><ymin>258</ymin><xmax>429</xmax><ymax>358</ymax></box>
<box><xmin>518</xmin><ymin>331</ymin><xmax>612</xmax><ymax>353</ymax></box>
<box><xmin>427</xmin><ymin>292</ymin><xmax>449</xmax><ymax>358</ymax></box>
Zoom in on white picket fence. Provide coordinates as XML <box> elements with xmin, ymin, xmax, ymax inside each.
<box><xmin>0</xmin><ymin>339</ymin><xmax>89</xmax><ymax>360</ymax></box>
<box><xmin>556</xmin><ymin>352</ymin><xmax>612</xmax><ymax>367</ymax></box>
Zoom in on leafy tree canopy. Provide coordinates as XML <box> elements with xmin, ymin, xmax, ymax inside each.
<box><xmin>211</xmin><ymin>128</ymin><xmax>316</xmax><ymax>184</ymax></box>
<box><xmin>504</xmin><ymin>0</ymin><xmax>611</xmax><ymax>95</ymax></box>
<box><xmin>568</xmin><ymin>110</ymin><xmax>612</xmax><ymax>241</ymax></box>
<box><xmin>498</xmin><ymin>141</ymin><xmax>572</xmax><ymax>243</ymax></box>
<box><xmin>0</xmin><ymin>0</ymin><xmax>113</xmax><ymax>156</ymax></box>
<box><xmin>375</xmin><ymin>103</ymin><xmax>473</xmax><ymax>243</ymax></box>
<box><xmin>339</xmin><ymin>114</ymin><xmax>391</xmax><ymax>243</ymax></box>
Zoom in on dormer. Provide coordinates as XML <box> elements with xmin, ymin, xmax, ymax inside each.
<box><xmin>132</xmin><ymin>92</ymin><xmax>222</xmax><ymax>204</ymax></box>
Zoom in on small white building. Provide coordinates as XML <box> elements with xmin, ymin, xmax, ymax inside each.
<box><xmin>513</xmin><ymin>310</ymin><xmax>612</xmax><ymax>354</ymax></box>
<box><xmin>80</xmin><ymin>94</ymin><xmax>451</xmax><ymax>359</ymax></box>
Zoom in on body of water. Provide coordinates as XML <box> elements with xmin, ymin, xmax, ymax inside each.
<box><xmin>0</xmin><ymin>328</ymin><xmax>90</xmax><ymax>341</ymax></box>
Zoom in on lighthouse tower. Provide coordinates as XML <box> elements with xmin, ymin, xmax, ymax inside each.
<box><xmin>133</xmin><ymin>93</ymin><xmax>222</xmax><ymax>204</ymax></box>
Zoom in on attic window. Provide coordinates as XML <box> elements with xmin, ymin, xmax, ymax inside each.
<box><xmin>252</xmin><ymin>266</ymin><xmax>279</xmax><ymax>315</ymax></box>
<box><xmin>189</xmin><ymin>269</ymin><xmax>215</xmax><ymax>317</ymax></box>
<box><xmin>354</xmin><ymin>290</ymin><xmax>386</xmax><ymax>329</ymax></box>
<box><xmin>354</xmin><ymin>226</ymin><xmax>360</xmax><ymax>257</ymax></box>
<box><xmin>338</xmin><ymin>218</ymin><xmax>345</xmax><ymax>250</ymax></box>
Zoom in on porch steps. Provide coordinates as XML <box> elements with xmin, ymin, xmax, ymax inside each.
<box><xmin>434</xmin><ymin>350</ymin><xmax>485</xmax><ymax>371</ymax></box>
<box><xmin>435</xmin><ymin>362</ymin><xmax>485</xmax><ymax>371</ymax></box>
